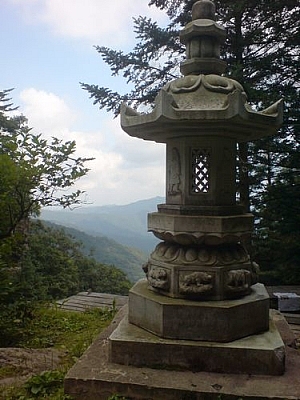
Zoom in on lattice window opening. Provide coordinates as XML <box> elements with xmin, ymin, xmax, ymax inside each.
<box><xmin>191</xmin><ymin>148</ymin><xmax>210</xmax><ymax>193</ymax></box>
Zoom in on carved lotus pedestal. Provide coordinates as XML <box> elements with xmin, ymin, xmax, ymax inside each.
<box><xmin>146</xmin><ymin>212</ymin><xmax>257</xmax><ymax>300</ymax></box>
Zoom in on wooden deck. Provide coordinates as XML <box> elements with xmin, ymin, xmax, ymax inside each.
<box><xmin>56</xmin><ymin>291</ymin><xmax>128</xmax><ymax>313</ymax></box>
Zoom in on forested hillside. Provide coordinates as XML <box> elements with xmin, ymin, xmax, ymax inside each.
<box><xmin>43</xmin><ymin>221</ymin><xmax>146</xmax><ymax>282</ymax></box>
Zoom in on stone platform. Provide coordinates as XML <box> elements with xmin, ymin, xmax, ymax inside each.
<box><xmin>109</xmin><ymin>315</ymin><xmax>284</xmax><ymax>375</ymax></box>
<box><xmin>64</xmin><ymin>307</ymin><xmax>300</xmax><ymax>400</ymax></box>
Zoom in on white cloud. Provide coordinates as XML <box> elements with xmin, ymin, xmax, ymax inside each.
<box><xmin>103</xmin><ymin>118</ymin><xmax>166</xmax><ymax>167</ymax></box>
<box><xmin>18</xmin><ymin>88</ymin><xmax>165</xmax><ymax>206</ymax></box>
<box><xmin>19</xmin><ymin>88</ymin><xmax>76</xmax><ymax>136</ymax></box>
<box><xmin>75</xmin><ymin>117</ymin><xmax>166</xmax><ymax>205</ymax></box>
<box><xmin>8</xmin><ymin>0</ymin><xmax>168</xmax><ymax>46</ymax></box>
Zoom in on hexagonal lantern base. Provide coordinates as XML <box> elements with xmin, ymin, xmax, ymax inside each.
<box><xmin>128</xmin><ymin>279</ymin><xmax>269</xmax><ymax>342</ymax></box>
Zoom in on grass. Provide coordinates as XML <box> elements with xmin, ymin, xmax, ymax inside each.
<box><xmin>0</xmin><ymin>304</ymin><xmax>116</xmax><ymax>400</ymax></box>
<box><xmin>0</xmin><ymin>366</ymin><xmax>23</xmax><ymax>379</ymax></box>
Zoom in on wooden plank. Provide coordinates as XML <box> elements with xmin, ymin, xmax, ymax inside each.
<box><xmin>59</xmin><ymin>305</ymin><xmax>87</xmax><ymax>312</ymax></box>
<box><xmin>61</xmin><ymin>297</ymin><xmax>126</xmax><ymax>308</ymax></box>
<box><xmin>61</xmin><ymin>303</ymin><xmax>115</xmax><ymax>312</ymax></box>
<box><xmin>59</xmin><ymin>303</ymin><xmax>111</xmax><ymax>312</ymax></box>
<box><xmin>63</xmin><ymin>297</ymin><xmax>115</xmax><ymax>305</ymax></box>
<box><xmin>77</xmin><ymin>292</ymin><xmax>127</xmax><ymax>300</ymax></box>
<box><xmin>56</xmin><ymin>292</ymin><xmax>128</xmax><ymax>312</ymax></box>
<box><xmin>60</xmin><ymin>300</ymin><xmax>116</xmax><ymax>308</ymax></box>
<box><xmin>73</xmin><ymin>293</ymin><xmax>128</xmax><ymax>305</ymax></box>
<box><xmin>60</xmin><ymin>300</ymin><xmax>112</xmax><ymax>308</ymax></box>
<box><xmin>84</xmin><ymin>295</ymin><xmax>126</xmax><ymax>304</ymax></box>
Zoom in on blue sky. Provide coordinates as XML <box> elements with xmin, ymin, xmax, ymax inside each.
<box><xmin>1</xmin><ymin>0</ymin><xmax>168</xmax><ymax>206</ymax></box>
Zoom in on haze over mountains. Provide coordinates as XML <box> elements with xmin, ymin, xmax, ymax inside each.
<box><xmin>40</xmin><ymin>197</ymin><xmax>165</xmax><ymax>282</ymax></box>
<box><xmin>40</xmin><ymin>196</ymin><xmax>164</xmax><ymax>253</ymax></box>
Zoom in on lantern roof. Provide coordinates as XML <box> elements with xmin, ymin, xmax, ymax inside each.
<box><xmin>121</xmin><ymin>0</ymin><xmax>283</xmax><ymax>144</ymax></box>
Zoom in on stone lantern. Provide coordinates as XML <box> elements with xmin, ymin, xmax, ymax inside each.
<box><xmin>111</xmin><ymin>0</ymin><xmax>284</xmax><ymax>376</ymax></box>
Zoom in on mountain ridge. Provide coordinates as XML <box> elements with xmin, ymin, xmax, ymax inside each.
<box><xmin>40</xmin><ymin>196</ymin><xmax>164</xmax><ymax>252</ymax></box>
<box><xmin>42</xmin><ymin>220</ymin><xmax>146</xmax><ymax>282</ymax></box>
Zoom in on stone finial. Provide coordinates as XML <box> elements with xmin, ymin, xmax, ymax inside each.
<box><xmin>192</xmin><ymin>0</ymin><xmax>216</xmax><ymax>21</ymax></box>
<box><xmin>180</xmin><ymin>0</ymin><xmax>226</xmax><ymax>76</ymax></box>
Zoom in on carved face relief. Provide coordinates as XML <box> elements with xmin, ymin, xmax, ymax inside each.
<box><xmin>179</xmin><ymin>271</ymin><xmax>213</xmax><ymax>295</ymax></box>
<box><xmin>148</xmin><ymin>266</ymin><xmax>170</xmax><ymax>290</ymax></box>
<box><xmin>226</xmin><ymin>269</ymin><xmax>251</xmax><ymax>292</ymax></box>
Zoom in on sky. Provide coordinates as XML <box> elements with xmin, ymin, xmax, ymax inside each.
<box><xmin>0</xmin><ymin>0</ymin><xmax>169</xmax><ymax>207</ymax></box>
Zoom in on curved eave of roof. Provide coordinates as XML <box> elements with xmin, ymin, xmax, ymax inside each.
<box><xmin>121</xmin><ymin>90</ymin><xmax>283</xmax><ymax>144</ymax></box>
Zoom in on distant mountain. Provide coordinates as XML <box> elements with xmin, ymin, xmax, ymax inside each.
<box><xmin>43</xmin><ymin>221</ymin><xmax>147</xmax><ymax>283</ymax></box>
<box><xmin>40</xmin><ymin>196</ymin><xmax>164</xmax><ymax>253</ymax></box>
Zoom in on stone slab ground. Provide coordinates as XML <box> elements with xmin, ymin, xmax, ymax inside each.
<box><xmin>64</xmin><ymin>306</ymin><xmax>300</xmax><ymax>400</ymax></box>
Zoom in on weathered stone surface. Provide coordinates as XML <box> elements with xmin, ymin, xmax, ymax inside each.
<box><xmin>121</xmin><ymin>80</ymin><xmax>283</xmax><ymax>144</ymax></box>
<box><xmin>64</xmin><ymin>307</ymin><xmax>299</xmax><ymax>400</ymax></box>
<box><xmin>271</xmin><ymin>309</ymin><xmax>297</xmax><ymax>349</ymax></box>
<box><xmin>144</xmin><ymin>250</ymin><xmax>258</xmax><ymax>299</ymax></box>
<box><xmin>128</xmin><ymin>280</ymin><xmax>269</xmax><ymax>341</ymax></box>
<box><xmin>165</xmin><ymin>136</ymin><xmax>237</xmax><ymax>207</ymax></box>
<box><xmin>148</xmin><ymin>212</ymin><xmax>254</xmax><ymax>245</ymax></box>
<box><xmin>180</xmin><ymin>0</ymin><xmax>226</xmax><ymax>75</ymax></box>
<box><xmin>110</xmin><ymin>314</ymin><xmax>284</xmax><ymax>376</ymax></box>
<box><xmin>157</xmin><ymin>203</ymin><xmax>245</xmax><ymax>216</ymax></box>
